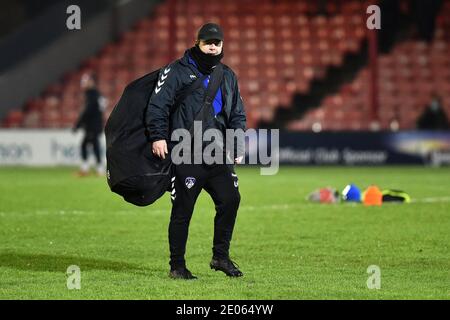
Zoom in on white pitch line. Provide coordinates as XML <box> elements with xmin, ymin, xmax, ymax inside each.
<box><xmin>1</xmin><ymin>197</ymin><xmax>448</xmax><ymax>217</ymax></box>
<box><xmin>240</xmin><ymin>196</ymin><xmax>450</xmax><ymax>211</ymax></box>
<box><xmin>411</xmin><ymin>196</ymin><xmax>450</xmax><ymax>203</ymax></box>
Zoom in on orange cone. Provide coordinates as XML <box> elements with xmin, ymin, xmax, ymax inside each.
<box><xmin>363</xmin><ymin>185</ymin><xmax>383</xmax><ymax>206</ymax></box>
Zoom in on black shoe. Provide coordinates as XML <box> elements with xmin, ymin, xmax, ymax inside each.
<box><xmin>169</xmin><ymin>267</ymin><xmax>197</xmax><ymax>280</ymax></box>
<box><xmin>210</xmin><ymin>257</ymin><xmax>243</xmax><ymax>277</ymax></box>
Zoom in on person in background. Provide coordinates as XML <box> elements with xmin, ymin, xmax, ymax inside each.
<box><xmin>411</xmin><ymin>0</ymin><xmax>443</xmax><ymax>43</ymax></box>
<box><xmin>147</xmin><ymin>23</ymin><xmax>246</xmax><ymax>280</ymax></box>
<box><xmin>73</xmin><ymin>72</ymin><xmax>107</xmax><ymax>176</ymax></box>
<box><xmin>416</xmin><ymin>94</ymin><xmax>449</xmax><ymax>130</ymax></box>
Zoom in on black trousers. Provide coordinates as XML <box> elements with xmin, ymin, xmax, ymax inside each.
<box><xmin>81</xmin><ymin>132</ymin><xmax>101</xmax><ymax>164</ymax></box>
<box><xmin>169</xmin><ymin>163</ymin><xmax>240</xmax><ymax>269</ymax></box>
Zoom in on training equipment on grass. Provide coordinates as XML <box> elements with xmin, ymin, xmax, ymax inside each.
<box><xmin>362</xmin><ymin>185</ymin><xmax>383</xmax><ymax>206</ymax></box>
<box><xmin>342</xmin><ymin>184</ymin><xmax>361</xmax><ymax>202</ymax></box>
<box><xmin>382</xmin><ymin>189</ymin><xmax>411</xmax><ymax>203</ymax></box>
<box><xmin>308</xmin><ymin>187</ymin><xmax>340</xmax><ymax>203</ymax></box>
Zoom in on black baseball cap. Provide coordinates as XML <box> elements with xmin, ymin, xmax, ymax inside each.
<box><xmin>197</xmin><ymin>23</ymin><xmax>224</xmax><ymax>41</ymax></box>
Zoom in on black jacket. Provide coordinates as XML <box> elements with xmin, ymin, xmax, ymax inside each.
<box><xmin>75</xmin><ymin>88</ymin><xmax>104</xmax><ymax>134</ymax></box>
<box><xmin>145</xmin><ymin>50</ymin><xmax>246</xmax><ymax>144</ymax></box>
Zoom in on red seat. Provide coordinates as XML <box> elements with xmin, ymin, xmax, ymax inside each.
<box><xmin>15</xmin><ymin>0</ymin><xmax>442</xmax><ymax>130</ymax></box>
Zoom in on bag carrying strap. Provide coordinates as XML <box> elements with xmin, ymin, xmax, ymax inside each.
<box><xmin>144</xmin><ymin>64</ymin><xmax>223</xmax><ymax>140</ymax></box>
<box><xmin>189</xmin><ymin>63</ymin><xmax>224</xmax><ymax>136</ymax></box>
<box><xmin>173</xmin><ymin>74</ymin><xmax>208</xmax><ymax>110</ymax></box>
<box><xmin>144</xmin><ymin>70</ymin><xmax>207</xmax><ymax>141</ymax></box>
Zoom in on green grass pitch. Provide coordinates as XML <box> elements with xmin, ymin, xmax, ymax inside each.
<box><xmin>0</xmin><ymin>166</ymin><xmax>449</xmax><ymax>299</ymax></box>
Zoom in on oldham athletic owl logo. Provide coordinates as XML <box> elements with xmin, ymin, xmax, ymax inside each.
<box><xmin>185</xmin><ymin>177</ymin><xmax>196</xmax><ymax>189</ymax></box>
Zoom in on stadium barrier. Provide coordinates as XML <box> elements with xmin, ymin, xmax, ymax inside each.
<box><xmin>1</xmin><ymin>130</ymin><xmax>449</xmax><ymax>166</ymax></box>
<box><xmin>277</xmin><ymin>131</ymin><xmax>450</xmax><ymax>166</ymax></box>
<box><xmin>0</xmin><ymin>129</ymin><xmax>105</xmax><ymax>166</ymax></box>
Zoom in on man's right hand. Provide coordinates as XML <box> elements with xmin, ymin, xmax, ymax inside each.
<box><xmin>152</xmin><ymin>140</ymin><xmax>168</xmax><ymax>159</ymax></box>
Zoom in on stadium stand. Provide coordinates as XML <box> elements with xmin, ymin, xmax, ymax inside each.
<box><xmin>3</xmin><ymin>0</ymin><xmax>448</xmax><ymax>131</ymax></box>
<box><xmin>288</xmin><ymin>0</ymin><xmax>450</xmax><ymax>131</ymax></box>
<box><xmin>1</xmin><ymin>0</ymin><xmax>368</xmax><ymax>129</ymax></box>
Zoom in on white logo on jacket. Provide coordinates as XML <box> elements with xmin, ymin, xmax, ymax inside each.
<box><xmin>185</xmin><ymin>177</ymin><xmax>196</xmax><ymax>189</ymax></box>
<box><xmin>171</xmin><ymin>176</ymin><xmax>176</xmax><ymax>201</ymax></box>
<box><xmin>154</xmin><ymin>67</ymin><xmax>171</xmax><ymax>94</ymax></box>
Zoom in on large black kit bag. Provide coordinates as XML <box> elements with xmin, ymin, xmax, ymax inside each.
<box><xmin>105</xmin><ymin>64</ymin><xmax>223</xmax><ymax>206</ymax></box>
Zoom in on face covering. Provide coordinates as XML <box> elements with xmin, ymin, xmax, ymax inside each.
<box><xmin>430</xmin><ymin>99</ymin><xmax>440</xmax><ymax>112</ymax></box>
<box><xmin>189</xmin><ymin>45</ymin><xmax>224</xmax><ymax>74</ymax></box>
